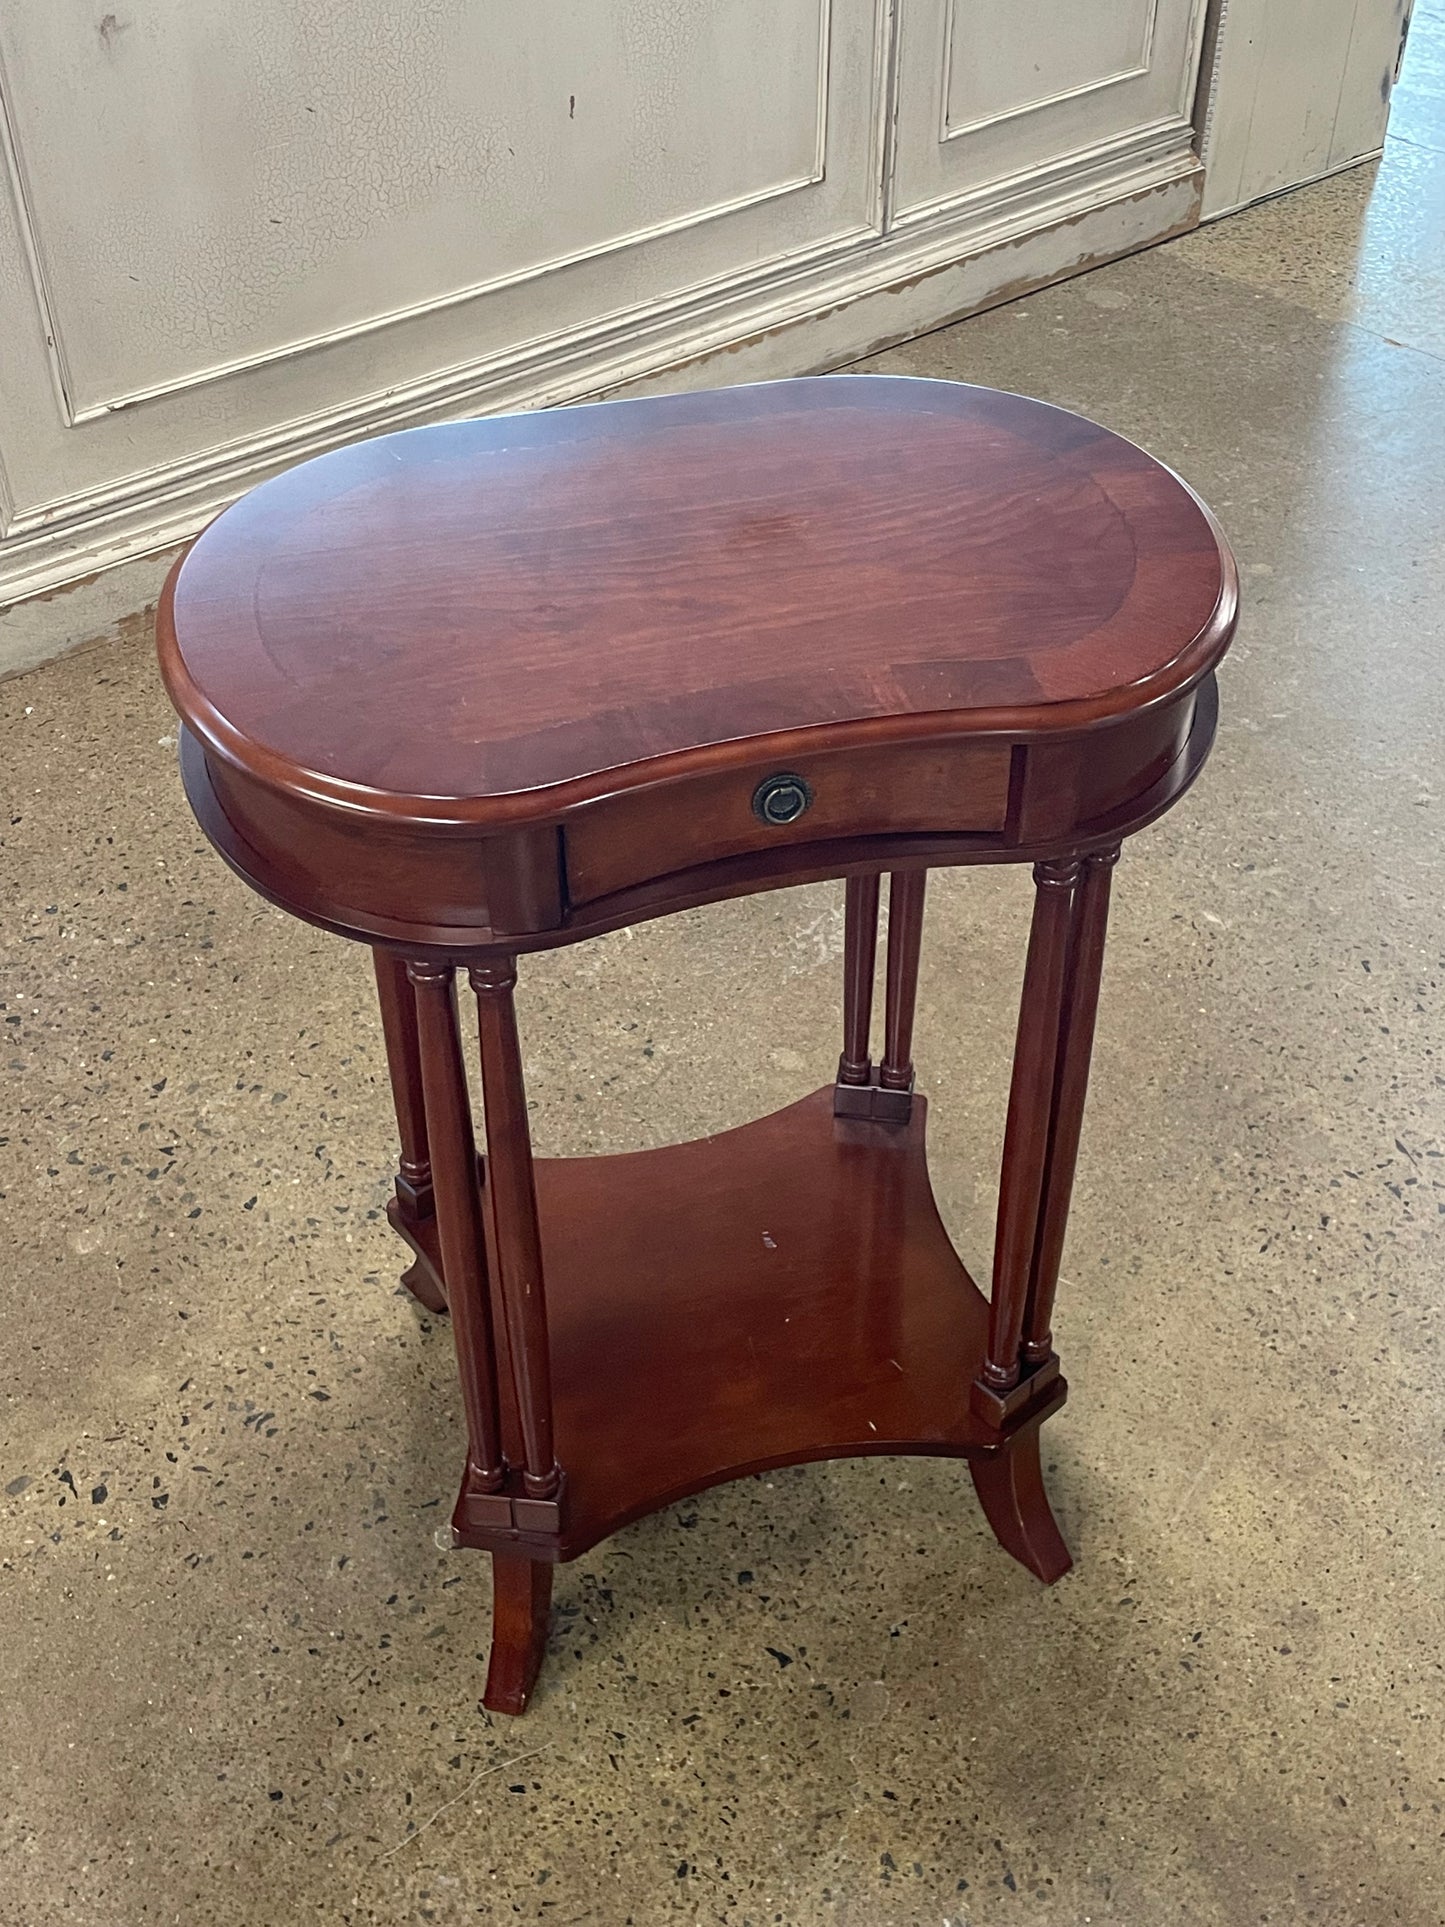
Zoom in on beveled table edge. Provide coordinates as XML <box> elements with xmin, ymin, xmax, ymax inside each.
<box><xmin>154</xmin><ymin>421</ymin><xmax>1239</xmax><ymax>834</ymax></box>
<box><xmin>176</xmin><ymin>674</ymin><xmax>1222</xmax><ymax>957</ymax></box>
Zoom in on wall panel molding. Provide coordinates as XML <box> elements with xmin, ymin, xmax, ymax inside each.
<box><xmin>0</xmin><ymin>43</ymin><xmax>74</xmax><ymax>429</ymax></box>
<box><xmin>0</xmin><ymin>129</ymin><xmax>1200</xmax><ymax>608</ymax></box>
<box><xmin>1</xmin><ymin>1</ymin><xmax>837</xmax><ymax>426</ymax></box>
<box><xmin>940</xmin><ymin>0</ymin><xmax>1161</xmax><ymax>142</ymax></box>
<box><xmin>894</xmin><ymin>107</ymin><xmax>1194</xmax><ymax>231</ymax></box>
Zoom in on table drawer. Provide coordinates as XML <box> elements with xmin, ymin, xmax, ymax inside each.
<box><xmin>563</xmin><ymin>738</ymin><xmax>1011</xmax><ymax>904</ymax></box>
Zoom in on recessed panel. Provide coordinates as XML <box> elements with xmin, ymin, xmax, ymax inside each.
<box><xmin>945</xmin><ymin>0</ymin><xmax>1156</xmax><ymax>135</ymax></box>
<box><xmin>0</xmin><ymin>0</ymin><xmax>829</xmax><ymax>412</ymax></box>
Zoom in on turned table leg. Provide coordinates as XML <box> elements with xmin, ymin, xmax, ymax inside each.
<box><xmin>469</xmin><ymin>960</ymin><xmax>561</xmax><ymax>1500</ymax></box>
<box><xmin>880</xmin><ymin>869</ymin><xmax>927</xmax><ymax>1103</ymax></box>
<box><xmin>408</xmin><ymin>962</ymin><xmax>506</xmax><ymax>1492</ymax></box>
<box><xmin>373</xmin><ymin>950</ymin><xmax>448</xmax><ymax>1312</ymax></box>
<box><xmin>469</xmin><ymin>958</ymin><xmax>559</xmax><ymax>1715</ymax></box>
<box><xmin>978</xmin><ymin>858</ymin><xmax>1081</xmax><ymax>1398</ymax></box>
<box><xmin>1023</xmin><ymin>848</ymin><xmax>1118</xmax><ymax>1366</ymax></box>
<box><xmin>969</xmin><ymin>855</ymin><xmax>1104</xmax><ymax>1583</ymax></box>
<box><xmin>834</xmin><ymin>870</ymin><xmax>926</xmax><ymax>1123</ymax></box>
<box><xmin>836</xmin><ymin>873</ymin><xmax>880</xmax><ymax>1092</ymax></box>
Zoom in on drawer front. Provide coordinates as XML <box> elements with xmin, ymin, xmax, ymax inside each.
<box><xmin>198</xmin><ymin>737</ymin><xmax>563</xmax><ymax>944</ymax></box>
<box><xmin>564</xmin><ymin>739</ymin><xmax>1012</xmax><ymax>904</ymax></box>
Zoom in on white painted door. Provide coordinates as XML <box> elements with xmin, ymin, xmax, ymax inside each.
<box><xmin>890</xmin><ymin>0</ymin><xmax>1208</xmax><ymax>226</ymax></box>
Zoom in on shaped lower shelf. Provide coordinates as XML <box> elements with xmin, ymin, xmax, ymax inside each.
<box><xmin>426</xmin><ymin>1086</ymin><xmax>1059</xmax><ymax>1560</ymax></box>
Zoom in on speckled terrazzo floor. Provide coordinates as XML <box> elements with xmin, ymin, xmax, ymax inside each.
<box><xmin>4</xmin><ymin>44</ymin><xmax>1445</xmax><ymax>1927</ymax></box>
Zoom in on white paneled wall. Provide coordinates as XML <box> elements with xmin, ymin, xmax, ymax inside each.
<box><xmin>1200</xmin><ymin>0</ymin><xmax>1414</xmax><ymax>216</ymax></box>
<box><xmin>893</xmin><ymin>0</ymin><xmax>1206</xmax><ymax>217</ymax></box>
<box><xmin>0</xmin><ymin>0</ymin><xmax>1214</xmax><ymax>607</ymax></box>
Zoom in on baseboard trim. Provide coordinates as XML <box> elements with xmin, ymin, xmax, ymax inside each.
<box><xmin>1200</xmin><ymin>145</ymin><xmax>1382</xmax><ymax>222</ymax></box>
<box><xmin>0</xmin><ymin>145</ymin><xmax>1201</xmax><ymax>612</ymax></box>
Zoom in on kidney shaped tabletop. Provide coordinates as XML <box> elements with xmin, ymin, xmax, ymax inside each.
<box><xmin>157</xmin><ymin>376</ymin><xmax>1236</xmax><ymax>831</ymax></box>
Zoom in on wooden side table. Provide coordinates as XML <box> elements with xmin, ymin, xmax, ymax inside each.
<box><xmin>156</xmin><ymin>376</ymin><xmax>1237</xmax><ymax>1715</ymax></box>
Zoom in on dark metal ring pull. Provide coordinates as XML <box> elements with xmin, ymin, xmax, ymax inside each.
<box><xmin>751</xmin><ymin>772</ymin><xmax>813</xmax><ymax>826</ymax></box>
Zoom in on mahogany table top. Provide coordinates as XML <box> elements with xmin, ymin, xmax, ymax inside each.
<box><xmin>158</xmin><ymin>376</ymin><xmax>1235</xmax><ymax>828</ymax></box>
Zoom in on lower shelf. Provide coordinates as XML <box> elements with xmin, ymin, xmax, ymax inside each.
<box><xmin>400</xmin><ymin>1086</ymin><xmax>1065</xmax><ymax>1560</ymax></box>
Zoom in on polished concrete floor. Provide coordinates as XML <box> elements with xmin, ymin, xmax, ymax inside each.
<box><xmin>5</xmin><ymin>36</ymin><xmax>1445</xmax><ymax>1927</ymax></box>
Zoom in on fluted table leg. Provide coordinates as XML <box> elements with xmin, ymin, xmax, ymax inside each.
<box><xmin>834</xmin><ymin>870</ymin><xmax>927</xmax><ymax>1124</ymax></box>
<box><xmin>374</xmin><ymin>950</ymin><xmax>447</xmax><ymax>1312</ymax></box>
<box><xmin>469</xmin><ymin>958</ymin><xmax>558</xmax><ymax>1715</ymax></box>
<box><xmin>967</xmin><ymin>858</ymin><xmax>1087</xmax><ymax>1583</ymax></box>
<box><xmin>879</xmin><ymin>869</ymin><xmax>927</xmax><ymax>1107</ymax></box>
<box><xmin>469</xmin><ymin>960</ymin><xmax>560</xmax><ymax>1500</ymax></box>
<box><xmin>977</xmin><ymin>858</ymin><xmax>1081</xmax><ymax>1398</ymax></box>
<box><xmin>408</xmin><ymin>962</ymin><xmax>505</xmax><ymax>1490</ymax></box>
<box><xmin>836</xmin><ymin>873</ymin><xmax>881</xmax><ymax>1094</ymax></box>
<box><xmin>1022</xmin><ymin>847</ymin><xmax>1118</xmax><ymax>1367</ymax></box>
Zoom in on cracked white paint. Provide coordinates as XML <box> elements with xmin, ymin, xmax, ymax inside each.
<box><xmin>0</xmin><ymin>0</ymin><xmax>829</xmax><ymax>410</ymax></box>
<box><xmin>0</xmin><ymin>0</ymin><xmax>1214</xmax><ymax>607</ymax></box>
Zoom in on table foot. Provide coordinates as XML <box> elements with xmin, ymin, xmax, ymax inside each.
<box><xmin>384</xmin><ymin>1194</ymin><xmax>449</xmax><ymax>1314</ymax></box>
<box><xmin>399</xmin><ymin>1254</ymin><xmax>447</xmax><ymax>1315</ymax></box>
<box><xmin>483</xmin><ymin>1553</ymin><xmax>554</xmax><ymax>1716</ymax></box>
<box><xmin>969</xmin><ymin>1418</ymin><xmax>1072</xmax><ymax>1585</ymax></box>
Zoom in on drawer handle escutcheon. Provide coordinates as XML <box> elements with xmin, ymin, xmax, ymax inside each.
<box><xmin>751</xmin><ymin>772</ymin><xmax>813</xmax><ymax>827</ymax></box>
